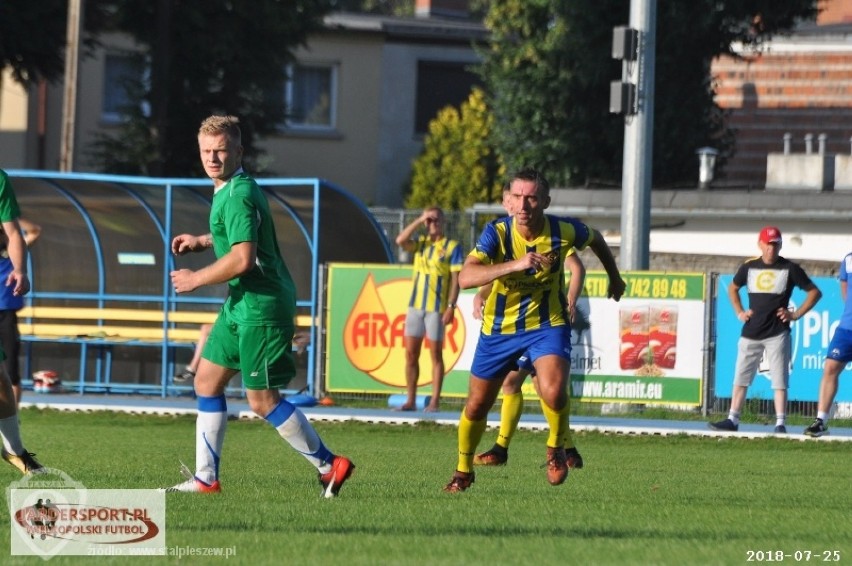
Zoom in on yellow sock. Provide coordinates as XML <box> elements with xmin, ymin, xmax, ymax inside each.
<box><xmin>563</xmin><ymin>395</ymin><xmax>575</xmax><ymax>449</ymax></box>
<box><xmin>457</xmin><ymin>411</ymin><xmax>487</xmax><ymax>474</ymax></box>
<box><xmin>539</xmin><ymin>398</ymin><xmax>570</xmax><ymax>448</ymax></box>
<box><xmin>496</xmin><ymin>392</ymin><xmax>523</xmax><ymax>449</ymax></box>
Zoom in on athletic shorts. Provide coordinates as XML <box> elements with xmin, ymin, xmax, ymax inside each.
<box><xmin>404</xmin><ymin>307</ymin><xmax>445</xmax><ymax>343</ymax></box>
<box><xmin>826</xmin><ymin>326</ymin><xmax>852</xmax><ymax>363</ymax></box>
<box><xmin>203</xmin><ymin>310</ymin><xmax>296</xmax><ymax>390</ymax></box>
<box><xmin>516</xmin><ymin>327</ymin><xmax>572</xmax><ymax>378</ymax></box>
<box><xmin>733</xmin><ymin>332</ymin><xmax>790</xmax><ymax>390</ymax></box>
<box><xmin>471</xmin><ymin>326</ymin><xmax>572</xmax><ymax>380</ymax></box>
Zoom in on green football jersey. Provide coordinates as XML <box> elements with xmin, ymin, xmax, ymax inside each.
<box><xmin>209</xmin><ymin>171</ymin><xmax>296</xmax><ymax>326</ymax></box>
<box><xmin>0</xmin><ymin>169</ymin><xmax>22</xmax><ymax>223</ymax></box>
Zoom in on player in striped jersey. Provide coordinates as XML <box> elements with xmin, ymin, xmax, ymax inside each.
<box><xmin>395</xmin><ymin>207</ymin><xmax>463</xmax><ymax>412</ymax></box>
<box><xmin>444</xmin><ymin>168</ymin><xmax>624</xmax><ymax>492</ymax></box>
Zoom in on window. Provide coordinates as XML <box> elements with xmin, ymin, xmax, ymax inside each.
<box><xmin>415</xmin><ymin>61</ymin><xmax>480</xmax><ymax>134</ymax></box>
<box><xmin>102</xmin><ymin>52</ymin><xmax>148</xmax><ymax>123</ymax></box>
<box><xmin>285</xmin><ymin>63</ymin><xmax>337</xmax><ymax>130</ymax></box>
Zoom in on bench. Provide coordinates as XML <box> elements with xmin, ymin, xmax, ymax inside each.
<box><xmin>18</xmin><ymin>306</ymin><xmax>313</xmax><ymax>394</ymax></box>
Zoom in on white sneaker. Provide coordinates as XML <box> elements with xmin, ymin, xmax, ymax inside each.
<box><xmin>159</xmin><ymin>463</ymin><xmax>221</xmax><ymax>493</ymax></box>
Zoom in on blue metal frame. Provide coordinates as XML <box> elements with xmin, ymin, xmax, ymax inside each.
<box><xmin>10</xmin><ymin>170</ymin><xmax>378</xmax><ymax>398</ymax></box>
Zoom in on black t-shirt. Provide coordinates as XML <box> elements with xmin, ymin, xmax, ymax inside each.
<box><xmin>732</xmin><ymin>256</ymin><xmax>816</xmax><ymax>340</ymax></box>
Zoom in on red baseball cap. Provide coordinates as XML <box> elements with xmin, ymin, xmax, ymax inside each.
<box><xmin>758</xmin><ymin>226</ymin><xmax>782</xmax><ymax>244</ymax></box>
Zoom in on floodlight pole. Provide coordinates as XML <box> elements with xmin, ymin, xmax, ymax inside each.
<box><xmin>619</xmin><ymin>0</ymin><xmax>656</xmax><ymax>270</ymax></box>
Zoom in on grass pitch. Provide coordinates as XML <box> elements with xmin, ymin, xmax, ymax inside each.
<box><xmin>2</xmin><ymin>409</ymin><xmax>850</xmax><ymax>565</ymax></box>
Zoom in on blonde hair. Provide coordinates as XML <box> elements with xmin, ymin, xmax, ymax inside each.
<box><xmin>198</xmin><ymin>115</ymin><xmax>241</xmax><ymax>145</ymax></box>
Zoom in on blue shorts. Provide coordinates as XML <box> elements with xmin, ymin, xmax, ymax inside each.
<box><xmin>516</xmin><ymin>326</ymin><xmax>573</xmax><ymax>377</ymax></box>
<box><xmin>471</xmin><ymin>326</ymin><xmax>572</xmax><ymax>380</ymax></box>
<box><xmin>827</xmin><ymin>326</ymin><xmax>852</xmax><ymax>363</ymax></box>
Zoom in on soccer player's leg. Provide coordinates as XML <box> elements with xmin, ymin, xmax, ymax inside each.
<box><xmin>161</xmin><ymin>354</ymin><xmax>234</xmax><ymax>493</ymax></box>
<box><xmin>474</xmin><ymin>367</ymin><xmax>526</xmax><ymax>466</ymax></box>
<box><xmin>529</xmin><ymin>329</ymin><xmax>572</xmax><ymax>486</ymax></box>
<box><xmin>445</xmin><ymin>377</ymin><xmax>500</xmax><ymax>493</ymax></box>
<box><xmin>0</xmin><ymin>364</ymin><xmax>44</xmax><ymax>474</ymax></box>
<box><xmin>446</xmin><ymin>335</ymin><xmax>515</xmax><ymax>492</ymax></box>
<box><xmin>249</xmin><ymin>325</ymin><xmax>354</xmax><ymax>498</ymax></box>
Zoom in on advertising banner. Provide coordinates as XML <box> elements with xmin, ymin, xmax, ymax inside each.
<box><xmin>325</xmin><ymin>264</ymin><xmax>706</xmax><ymax>405</ymax></box>
<box><xmin>714</xmin><ymin>274</ymin><xmax>852</xmax><ymax>403</ymax></box>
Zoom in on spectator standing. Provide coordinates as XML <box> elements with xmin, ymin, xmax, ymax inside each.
<box><xmin>710</xmin><ymin>226</ymin><xmax>822</xmax><ymax>434</ymax></box>
<box><xmin>394</xmin><ymin>207</ymin><xmax>463</xmax><ymax>412</ymax></box>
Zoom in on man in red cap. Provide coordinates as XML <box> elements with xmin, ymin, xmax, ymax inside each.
<box><xmin>710</xmin><ymin>226</ymin><xmax>822</xmax><ymax>434</ymax></box>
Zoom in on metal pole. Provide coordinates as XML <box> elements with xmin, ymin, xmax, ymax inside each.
<box><xmin>619</xmin><ymin>0</ymin><xmax>656</xmax><ymax>270</ymax></box>
<box><xmin>60</xmin><ymin>0</ymin><xmax>83</xmax><ymax>172</ymax></box>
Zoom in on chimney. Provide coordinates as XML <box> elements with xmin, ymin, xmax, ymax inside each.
<box><xmin>415</xmin><ymin>0</ymin><xmax>469</xmax><ymax>19</ymax></box>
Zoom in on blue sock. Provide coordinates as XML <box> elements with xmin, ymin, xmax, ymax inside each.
<box><xmin>265</xmin><ymin>399</ymin><xmax>333</xmax><ymax>471</ymax></box>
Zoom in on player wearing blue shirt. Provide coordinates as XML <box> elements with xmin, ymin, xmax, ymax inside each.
<box><xmin>804</xmin><ymin>251</ymin><xmax>852</xmax><ymax>437</ymax></box>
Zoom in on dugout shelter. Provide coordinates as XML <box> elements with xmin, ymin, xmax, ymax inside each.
<box><xmin>8</xmin><ymin>170</ymin><xmax>393</xmax><ymax>397</ymax></box>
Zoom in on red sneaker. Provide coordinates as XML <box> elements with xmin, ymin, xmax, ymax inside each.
<box><xmin>319</xmin><ymin>456</ymin><xmax>355</xmax><ymax>498</ymax></box>
<box><xmin>443</xmin><ymin>470</ymin><xmax>475</xmax><ymax>493</ymax></box>
<box><xmin>161</xmin><ymin>476</ymin><xmax>221</xmax><ymax>493</ymax></box>
<box><xmin>545</xmin><ymin>446</ymin><xmax>568</xmax><ymax>486</ymax></box>
<box><xmin>473</xmin><ymin>445</ymin><xmax>508</xmax><ymax>466</ymax></box>
<box><xmin>160</xmin><ymin>463</ymin><xmax>221</xmax><ymax>493</ymax></box>
<box><xmin>565</xmin><ymin>446</ymin><xmax>584</xmax><ymax>470</ymax></box>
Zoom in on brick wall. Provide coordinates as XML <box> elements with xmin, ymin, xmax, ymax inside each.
<box><xmin>712</xmin><ymin>51</ymin><xmax>852</xmax><ymax>188</ymax></box>
<box><xmin>818</xmin><ymin>0</ymin><xmax>852</xmax><ymax>24</ymax></box>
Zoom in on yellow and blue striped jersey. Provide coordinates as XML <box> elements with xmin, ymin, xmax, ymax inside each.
<box><xmin>409</xmin><ymin>235</ymin><xmax>464</xmax><ymax>313</ymax></box>
<box><xmin>471</xmin><ymin>215</ymin><xmax>593</xmax><ymax>335</ymax></box>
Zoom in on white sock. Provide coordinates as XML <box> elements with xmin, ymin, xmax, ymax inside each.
<box><xmin>196</xmin><ymin>396</ymin><xmax>227</xmax><ymax>484</ymax></box>
<box><xmin>0</xmin><ymin>415</ymin><xmax>25</xmax><ymax>455</ymax></box>
<box><xmin>775</xmin><ymin>414</ymin><xmax>786</xmax><ymax>427</ymax></box>
<box><xmin>265</xmin><ymin>400</ymin><xmax>333</xmax><ymax>473</ymax></box>
<box><xmin>817</xmin><ymin>411</ymin><xmax>829</xmax><ymax>424</ymax></box>
<box><xmin>728</xmin><ymin>412</ymin><xmax>740</xmax><ymax>425</ymax></box>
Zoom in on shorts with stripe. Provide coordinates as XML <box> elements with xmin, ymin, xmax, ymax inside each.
<box><xmin>471</xmin><ymin>326</ymin><xmax>572</xmax><ymax>380</ymax></box>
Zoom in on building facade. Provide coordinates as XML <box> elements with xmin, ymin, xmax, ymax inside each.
<box><xmin>1</xmin><ymin>5</ymin><xmax>485</xmax><ymax>208</ymax></box>
<box><xmin>712</xmin><ymin>0</ymin><xmax>852</xmax><ymax>188</ymax></box>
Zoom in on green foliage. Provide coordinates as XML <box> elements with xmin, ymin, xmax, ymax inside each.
<box><xmin>0</xmin><ymin>0</ymin><xmax>112</xmax><ymax>85</ymax></box>
<box><xmin>478</xmin><ymin>0</ymin><xmax>819</xmax><ymax>187</ymax></box>
<box><xmin>86</xmin><ymin>1</ymin><xmax>334</xmax><ymax>177</ymax></box>
<box><xmin>407</xmin><ymin>88</ymin><xmax>504</xmax><ymax>210</ymax></box>
<box><xmin>2</xmin><ymin>409</ymin><xmax>850</xmax><ymax>565</ymax></box>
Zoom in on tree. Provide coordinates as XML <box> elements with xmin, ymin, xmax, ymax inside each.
<box><xmin>87</xmin><ymin>1</ymin><xmax>335</xmax><ymax>177</ymax></box>
<box><xmin>479</xmin><ymin>0</ymin><xmax>819</xmax><ymax>188</ymax></box>
<box><xmin>407</xmin><ymin>88</ymin><xmax>504</xmax><ymax>210</ymax></box>
<box><xmin>0</xmin><ymin>0</ymin><xmax>111</xmax><ymax>86</ymax></box>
